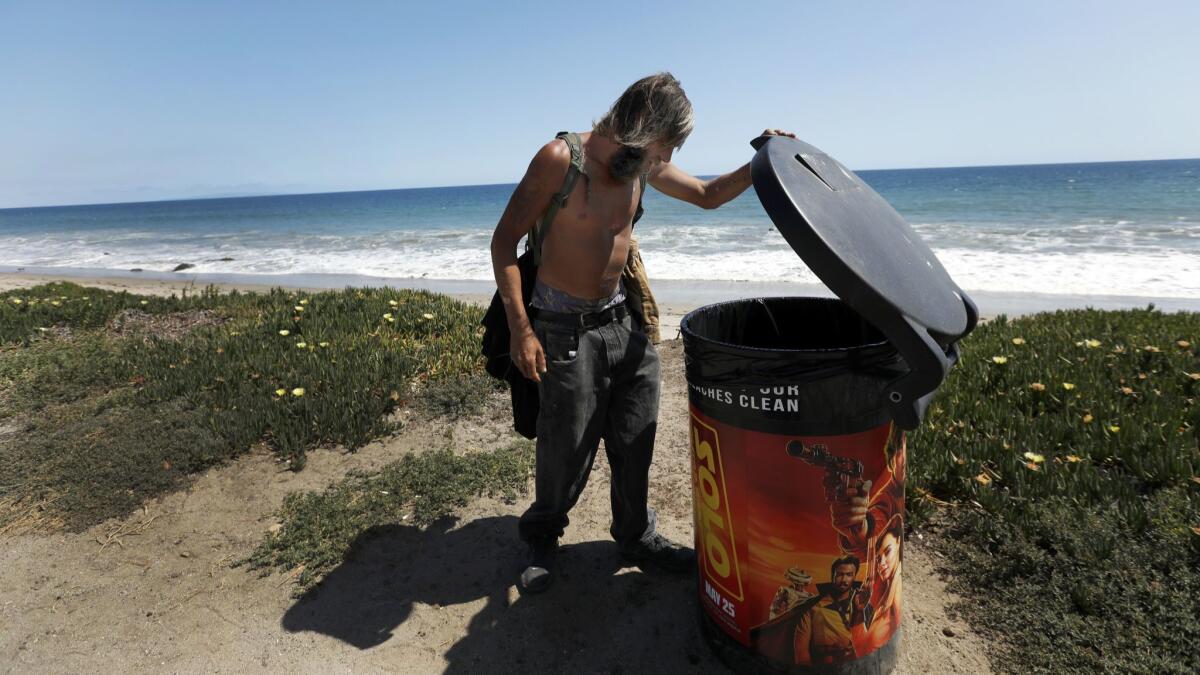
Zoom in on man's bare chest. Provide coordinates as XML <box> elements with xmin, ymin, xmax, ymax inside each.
<box><xmin>553</xmin><ymin>176</ymin><xmax>641</xmax><ymax>240</ymax></box>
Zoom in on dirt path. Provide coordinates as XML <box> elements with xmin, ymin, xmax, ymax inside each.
<box><xmin>0</xmin><ymin>340</ymin><xmax>992</xmax><ymax>674</ymax></box>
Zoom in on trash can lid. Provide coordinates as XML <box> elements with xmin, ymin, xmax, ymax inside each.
<box><xmin>749</xmin><ymin>136</ymin><xmax>979</xmax><ymax>428</ymax></box>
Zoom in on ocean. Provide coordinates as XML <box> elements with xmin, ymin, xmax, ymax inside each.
<box><xmin>1</xmin><ymin>158</ymin><xmax>1198</xmax><ymax>303</ymax></box>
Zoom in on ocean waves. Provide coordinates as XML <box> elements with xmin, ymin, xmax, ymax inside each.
<box><xmin>2</xmin><ymin>158</ymin><xmax>1198</xmax><ymax>299</ymax></box>
<box><xmin>0</xmin><ymin>224</ymin><xmax>1196</xmax><ymax>298</ymax></box>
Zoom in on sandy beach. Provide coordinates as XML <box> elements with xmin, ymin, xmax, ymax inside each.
<box><xmin>0</xmin><ymin>279</ymin><xmax>993</xmax><ymax>673</ymax></box>
<box><xmin>5</xmin><ymin>268</ymin><xmax>1199</xmax><ymax>673</ymax></box>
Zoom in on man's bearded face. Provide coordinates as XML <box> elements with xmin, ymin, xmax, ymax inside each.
<box><xmin>832</xmin><ymin>563</ymin><xmax>857</xmax><ymax>596</ymax></box>
<box><xmin>608</xmin><ymin>141</ymin><xmax>675</xmax><ymax>182</ymax></box>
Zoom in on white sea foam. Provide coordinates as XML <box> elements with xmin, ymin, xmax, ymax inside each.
<box><xmin>2</xmin><ymin>223</ymin><xmax>1198</xmax><ymax>299</ymax></box>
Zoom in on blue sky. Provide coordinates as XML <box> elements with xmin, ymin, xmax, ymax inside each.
<box><xmin>1</xmin><ymin>1</ymin><xmax>1197</xmax><ymax>208</ymax></box>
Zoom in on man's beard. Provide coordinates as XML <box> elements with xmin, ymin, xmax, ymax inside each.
<box><xmin>608</xmin><ymin>145</ymin><xmax>645</xmax><ymax>182</ymax></box>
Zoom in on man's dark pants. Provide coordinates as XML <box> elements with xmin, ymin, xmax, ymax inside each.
<box><xmin>517</xmin><ymin>310</ymin><xmax>660</xmax><ymax>547</ymax></box>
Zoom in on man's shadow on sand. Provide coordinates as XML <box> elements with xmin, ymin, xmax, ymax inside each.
<box><xmin>281</xmin><ymin>515</ymin><xmax>725</xmax><ymax>673</ymax></box>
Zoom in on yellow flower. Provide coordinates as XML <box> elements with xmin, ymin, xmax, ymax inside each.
<box><xmin>1023</xmin><ymin>452</ymin><xmax>1045</xmax><ymax>464</ymax></box>
<box><xmin>295</xmin><ymin>342</ymin><xmax>307</xmax><ymax>349</ymax></box>
<box><xmin>300</xmin><ymin>299</ymin><xmax>309</xmax><ymax>305</ymax></box>
<box><xmin>422</xmin><ymin>313</ymin><xmax>435</xmax><ymax>320</ymax></box>
<box><xmin>383</xmin><ymin>312</ymin><xmax>393</xmax><ymax>319</ymax></box>
<box><xmin>1024</xmin><ymin>462</ymin><xmax>1041</xmax><ymax>471</ymax></box>
<box><xmin>1082</xmin><ymin>413</ymin><xmax>1094</xmax><ymax>424</ymax></box>
<box><xmin>140</xmin><ymin>300</ymin><xmax>149</xmax><ymax>305</ymax></box>
<box><xmin>1029</xmin><ymin>382</ymin><xmax>1046</xmax><ymax>392</ymax></box>
<box><xmin>1143</xmin><ymin>345</ymin><xmax>1160</xmax><ymax>353</ymax></box>
<box><xmin>274</xmin><ymin>388</ymin><xmax>287</xmax><ymax>396</ymax></box>
<box><xmin>1062</xmin><ymin>382</ymin><xmax>1076</xmax><ymax>391</ymax></box>
<box><xmin>974</xmin><ymin>473</ymin><xmax>992</xmax><ymax>486</ymax></box>
<box><xmin>230</xmin><ymin>331</ymin><xmax>240</xmax><ymax>336</ymax></box>
<box><xmin>291</xmin><ymin>387</ymin><xmax>305</xmax><ymax>397</ymax></box>
<box><xmin>294</xmin><ymin>305</ymin><xmax>305</xmax><ymax>312</ymax></box>
<box><xmin>278</xmin><ymin>329</ymin><xmax>290</xmax><ymax>336</ymax></box>
<box><xmin>1108</xmin><ymin>425</ymin><xmax>1120</xmax><ymax>433</ymax></box>
<box><xmin>1011</xmin><ymin>337</ymin><xmax>1026</xmax><ymax>345</ymax></box>
<box><xmin>318</xmin><ymin>341</ymin><xmax>330</xmax><ymax>348</ymax></box>
<box><xmin>389</xmin><ymin>299</ymin><xmax>399</xmax><ymax>307</ymax></box>
<box><xmin>1065</xmin><ymin>455</ymin><xmax>1082</xmax><ymax>463</ymax></box>
<box><xmin>991</xmin><ymin>356</ymin><xmax>1008</xmax><ymax>364</ymax></box>
<box><xmin>8</xmin><ymin>298</ymin><xmax>21</xmax><ymax>305</ymax></box>
<box><xmin>385</xmin><ymin>316</ymin><xmax>395</xmax><ymax>323</ymax></box>
<box><xmin>1084</xmin><ymin>339</ymin><xmax>1101</xmax><ymax>348</ymax></box>
<box><xmin>50</xmin><ymin>300</ymin><xmax>61</xmax><ymax>306</ymax></box>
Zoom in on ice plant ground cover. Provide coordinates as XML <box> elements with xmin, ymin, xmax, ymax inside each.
<box><xmin>907</xmin><ymin>307</ymin><xmax>1199</xmax><ymax>674</ymax></box>
<box><xmin>237</xmin><ymin>442</ymin><xmax>534</xmax><ymax>592</ymax></box>
<box><xmin>1</xmin><ymin>282</ymin><xmax>1197</xmax><ymax>672</ymax></box>
<box><xmin>0</xmin><ymin>281</ymin><xmax>486</xmax><ymax>531</ymax></box>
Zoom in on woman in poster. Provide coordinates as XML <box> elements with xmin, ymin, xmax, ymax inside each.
<box><xmin>852</xmin><ymin>513</ymin><xmax>903</xmax><ymax>654</ymax></box>
<box><xmin>825</xmin><ymin>426</ymin><xmax>905</xmax><ymax>653</ymax></box>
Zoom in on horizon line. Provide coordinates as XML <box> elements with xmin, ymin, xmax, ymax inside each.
<box><xmin>4</xmin><ymin>154</ymin><xmax>1198</xmax><ymax>212</ymax></box>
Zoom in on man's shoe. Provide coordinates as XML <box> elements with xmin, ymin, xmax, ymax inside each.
<box><xmin>619</xmin><ymin>533</ymin><xmax>695</xmax><ymax>574</ymax></box>
<box><xmin>519</xmin><ymin>538</ymin><xmax>558</xmax><ymax>594</ymax></box>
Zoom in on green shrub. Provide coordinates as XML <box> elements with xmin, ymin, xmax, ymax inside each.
<box><xmin>0</xmin><ymin>281</ymin><xmax>236</xmax><ymax>345</ymax></box>
<box><xmin>237</xmin><ymin>441</ymin><xmax>534</xmax><ymax>592</ymax></box>
<box><xmin>909</xmin><ymin>307</ymin><xmax>1199</xmax><ymax>673</ymax></box>
<box><xmin>418</xmin><ymin>372</ymin><xmax>505</xmax><ymax>419</ymax></box>
<box><xmin>0</xmin><ymin>283</ymin><xmax>486</xmax><ymax>531</ymax></box>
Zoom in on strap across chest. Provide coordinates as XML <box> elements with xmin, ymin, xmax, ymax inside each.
<box><xmin>529</xmin><ymin>131</ymin><xmax>647</xmax><ymax>266</ymax></box>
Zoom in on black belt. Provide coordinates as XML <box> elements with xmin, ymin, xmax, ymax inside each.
<box><xmin>532</xmin><ymin>304</ymin><xmax>629</xmax><ymax>329</ymax></box>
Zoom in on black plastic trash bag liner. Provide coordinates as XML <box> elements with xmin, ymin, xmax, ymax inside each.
<box><xmin>683</xmin><ymin>297</ymin><xmax>908</xmax><ymax>436</ymax></box>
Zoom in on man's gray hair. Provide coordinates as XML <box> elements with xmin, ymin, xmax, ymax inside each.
<box><xmin>593</xmin><ymin>72</ymin><xmax>694</xmax><ymax>180</ymax></box>
<box><xmin>593</xmin><ymin>72</ymin><xmax>694</xmax><ymax>150</ymax></box>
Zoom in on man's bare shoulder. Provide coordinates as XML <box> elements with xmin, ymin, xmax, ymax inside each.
<box><xmin>524</xmin><ymin>137</ymin><xmax>572</xmax><ymax>186</ymax></box>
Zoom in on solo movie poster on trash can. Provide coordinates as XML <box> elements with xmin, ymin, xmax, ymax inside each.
<box><xmin>690</xmin><ymin>402</ymin><xmax>904</xmax><ymax>668</ymax></box>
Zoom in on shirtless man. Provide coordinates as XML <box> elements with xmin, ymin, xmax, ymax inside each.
<box><xmin>490</xmin><ymin>72</ymin><xmax>794</xmax><ymax>592</ymax></box>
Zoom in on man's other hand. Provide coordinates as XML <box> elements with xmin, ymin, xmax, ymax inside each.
<box><xmin>512</xmin><ymin>329</ymin><xmax>547</xmax><ymax>383</ymax></box>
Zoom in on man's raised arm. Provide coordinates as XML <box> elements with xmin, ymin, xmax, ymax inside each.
<box><xmin>649</xmin><ymin>128</ymin><xmax>795</xmax><ymax>209</ymax></box>
<box><xmin>489</xmin><ymin>140</ymin><xmax>570</xmax><ymax>382</ymax></box>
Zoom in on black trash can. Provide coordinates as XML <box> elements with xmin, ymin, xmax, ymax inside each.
<box><xmin>683</xmin><ymin>137</ymin><xmax>977</xmax><ymax>674</ymax></box>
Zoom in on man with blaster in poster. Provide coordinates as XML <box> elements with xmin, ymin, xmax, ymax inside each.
<box><xmin>751</xmin><ymin>556</ymin><xmax>864</xmax><ymax>666</ymax></box>
<box><xmin>751</xmin><ymin>428</ymin><xmax>905</xmax><ymax>663</ymax></box>
<box><xmin>823</xmin><ymin>426</ymin><xmax>905</xmax><ymax>655</ymax></box>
